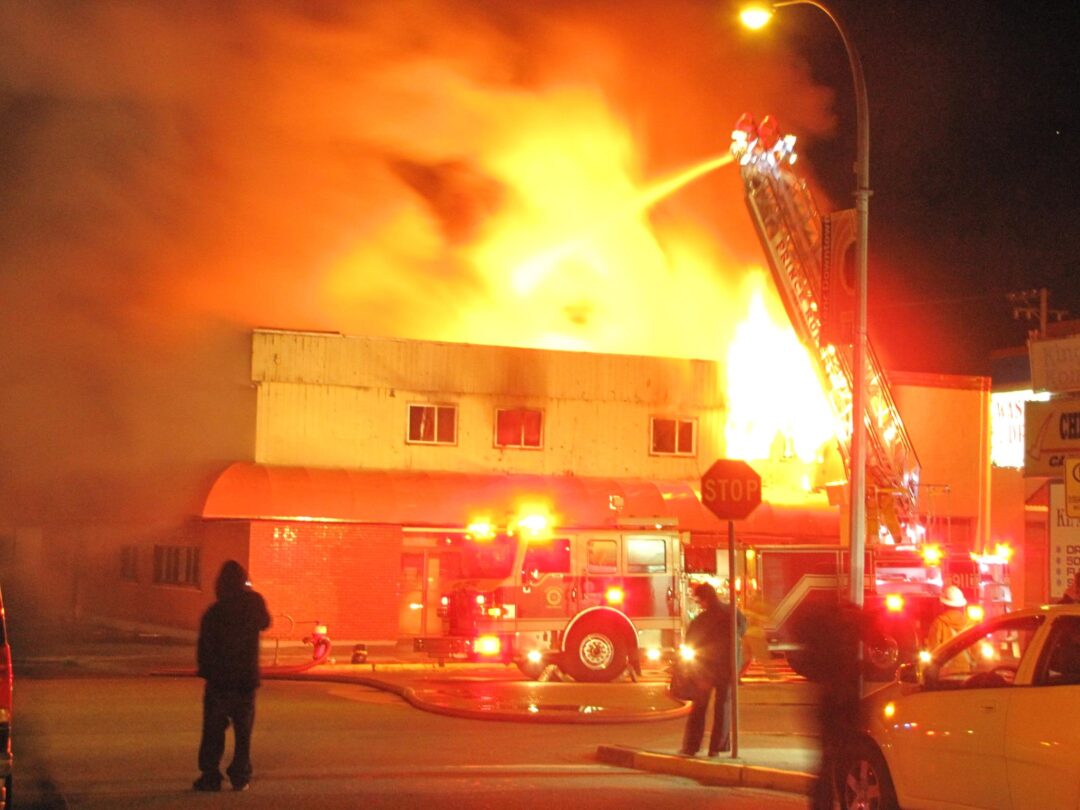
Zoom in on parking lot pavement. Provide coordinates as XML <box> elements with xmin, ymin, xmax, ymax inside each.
<box><xmin>13</xmin><ymin>623</ymin><xmax>820</xmax><ymax>795</ymax></box>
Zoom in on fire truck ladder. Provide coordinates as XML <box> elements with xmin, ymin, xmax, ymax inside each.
<box><xmin>730</xmin><ymin>117</ymin><xmax>920</xmax><ymax>530</ymax></box>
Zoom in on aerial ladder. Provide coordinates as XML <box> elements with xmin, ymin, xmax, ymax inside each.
<box><xmin>728</xmin><ymin>115</ymin><xmax>937</xmax><ymax>678</ymax></box>
<box><xmin>729</xmin><ymin>114</ymin><xmax>920</xmax><ymax>541</ymax></box>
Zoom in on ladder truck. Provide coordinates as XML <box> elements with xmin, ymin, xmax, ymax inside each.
<box><xmin>730</xmin><ymin>115</ymin><xmax>957</xmax><ymax>678</ymax></box>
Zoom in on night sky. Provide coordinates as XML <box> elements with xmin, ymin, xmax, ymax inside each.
<box><xmin>767</xmin><ymin>0</ymin><xmax>1080</xmax><ymax>374</ymax></box>
<box><xmin>2</xmin><ymin>0</ymin><xmax>1078</xmax><ymax>522</ymax></box>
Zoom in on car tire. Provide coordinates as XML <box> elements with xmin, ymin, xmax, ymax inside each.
<box><xmin>839</xmin><ymin>741</ymin><xmax>898</xmax><ymax>810</ymax></box>
<box><xmin>562</xmin><ymin>619</ymin><xmax>630</xmax><ymax>683</ymax></box>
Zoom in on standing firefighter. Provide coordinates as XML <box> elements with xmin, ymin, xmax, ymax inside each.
<box><xmin>794</xmin><ymin>599</ymin><xmax>865</xmax><ymax>810</ymax></box>
<box><xmin>193</xmin><ymin>560</ymin><xmax>271</xmax><ymax>792</ymax></box>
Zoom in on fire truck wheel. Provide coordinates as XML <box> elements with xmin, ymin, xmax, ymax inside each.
<box><xmin>864</xmin><ymin>623</ymin><xmax>918</xmax><ymax>682</ymax></box>
<box><xmin>562</xmin><ymin>620</ymin><xmax>630</xmax><ymax>683</ymax></box>
<box><xmin>864</xmin><ymin>633</ymin><xmax>901</xmax><ymax>681</ymax></box>
<box><xmin>515</xmin><ymin>658</ymin><xmax>546</xmax><ymax>680</ymax></box>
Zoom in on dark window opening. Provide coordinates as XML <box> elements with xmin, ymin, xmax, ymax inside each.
<box><xmin>153</xmin><ymin>545</ymin><xmax>200</xmax><ymax>587</ymax></box>
<box><xmin>651</xmin><ymin>417</ymin><xmax>696</xmax><ymax>456</ymax></box>
<box><xmin>495</xmin><ymin>408</ymin><xmax>543</xmax><ymax>448</ymax></box>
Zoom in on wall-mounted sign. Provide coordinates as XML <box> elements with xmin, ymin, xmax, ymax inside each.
<box><xmin>1025</xmin><ymin>399</ymin><xmax>1080</xmax><ymax>477</ymax></box>
<box><xmin>1066</xmin><ymin>458</ymin><xmax>1080</xmax><ymax>520</ymax></box>
<box><xmin>992</xmin><ymin>389</ymin><xmax>1049</xmax><ymax>468</ymax></box>
<box><xmin>1030</xmin><ymin>333</ymin><xmax>1080</xmax><ymax>393</ymax></box>
<box><xmin>1049</xmin><ymin>483</ymin><xmax>1080</xmax><ymax>598</ymax></box>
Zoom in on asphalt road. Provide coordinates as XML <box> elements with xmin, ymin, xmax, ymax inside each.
<box><xmin>12</xmin><ymin>675</ymin><xmax>808</xmax><ymax>809</ymax></box>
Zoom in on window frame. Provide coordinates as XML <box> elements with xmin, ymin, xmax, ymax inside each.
<box><xmin>494</xmin><ymin>407</ymin><xmax>544</xmax><ymax>449</ymax></box>
<box><xmin>152</xmin><ymin>544</ymin><xmax>201</xmax><ymax>588</ymax></box>
<box><xmin>406</xmin><ymin>403</ymin><xmax>458</xmax><ymax>446</ymax></box>
<box><xmin>649</xmin><ymin>416</ymin><xmax>698</xmax><ymax>457</ymax></box>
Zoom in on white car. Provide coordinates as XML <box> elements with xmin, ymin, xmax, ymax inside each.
<box><xmin>843</xmin><ymin>604</ymin><xmax>1080</xmax><ymax>810</ymax></box>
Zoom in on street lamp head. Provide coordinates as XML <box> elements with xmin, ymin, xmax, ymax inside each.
<box><xmin>739</xmin><ymin>5</ymin><xmax>774</xmax><ymax>30</ymax></box>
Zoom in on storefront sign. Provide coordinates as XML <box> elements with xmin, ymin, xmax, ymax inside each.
<box><xmin>1050</xmin><ymin>483</ymin><xmax>1080</xmax><ymax>598</ymax></box>
<box><xmin>992</xmin><ymin>389</ymin><xmax>1048</xmax><ymax>468</ymax></box>
<box><xmin>1025</xmin><ymin>399</ymin><xmax>1080</xmax><ymax>477</ymax></box>
<box><xmin>1030</xmin><ymin>333</ymin><xmax>1080</xmax><ymax>393</ymax></box>
<box><xmin>1067</xmin><ymin>458</ymin><xmax>1080</xmax><ymax>519</ymax></box>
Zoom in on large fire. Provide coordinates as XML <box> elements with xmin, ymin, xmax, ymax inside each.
<box><xmin>325</xmin><ymin>78</ymin><xmax>842</xmax><ymax>498</ymax></box>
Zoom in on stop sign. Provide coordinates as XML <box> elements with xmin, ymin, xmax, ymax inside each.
<box><xmin>701</xmin><ymin>459</ymin><xmax>762</xmax><ymax>520</ymax></box>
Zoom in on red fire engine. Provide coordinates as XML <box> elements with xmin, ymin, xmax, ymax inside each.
<box><xmin>416</xmin><ymin>510</ymin><xmax>686</xmax><ymax>682</ymax></box>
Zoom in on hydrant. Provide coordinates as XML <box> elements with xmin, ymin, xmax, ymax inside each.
<box><xmin>303</xmin><ymin>623</ymin><xmax>332</xmax><ymax>663</ymax></box>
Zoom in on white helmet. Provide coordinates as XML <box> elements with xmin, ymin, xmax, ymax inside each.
<box><xmin>941</xmin><ymin>585</ymin><xmax>967</xmax><ymax>608</ymax></box>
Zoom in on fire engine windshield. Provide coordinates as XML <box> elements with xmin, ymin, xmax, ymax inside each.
<box><xmin>460</xmin><ymin>533</ymin><xmax>518</xmax><ymax>579</ymax></box>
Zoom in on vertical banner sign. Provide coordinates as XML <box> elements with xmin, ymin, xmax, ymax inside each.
<box><xmin>700</xmin><ymin>460</ymin><xmax>762</xmax><ymax>762</ymax></box>
<box><xmin>819</xmin><ymin>208</ymin><xmax>857</xmax><ymax>346</ymax></box>
<box><xmin>1050</xmin><ymin>482</ymin><xmax>1080</xmax><ymax>598</ymax></box>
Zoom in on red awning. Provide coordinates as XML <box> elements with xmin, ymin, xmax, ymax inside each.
<box><xmin>202</xmin><ymin>462</ymin><xmax>729</xmax><ymax>532</ymax></box>
<box><xmin>203</xmin><ymin>462</ymin><xmax>840</xmax><ymax>540</ymax></box>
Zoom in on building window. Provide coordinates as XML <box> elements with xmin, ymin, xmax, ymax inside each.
<box><xmin>120</xmin><ymin>545</ymin><xmax>138</xmax><ymax>581</ymax></box>
<box><xmin>495</xmin><ymin>408</ymin><xmax>543</xmax><ymax>448</ymax></box>
<box><xmin>407</xmin><ymin>404</ymin><xmax>457</xmax><ymax>445</ymax></box>
<box><xmin>650</xmin><ymin>416</ymin><xmax>696</xmax><ymax>456</ymax></box>
<box><xmin>153</xmin><ymin>545</ymin><xmax>200</xmax><ymax>587</ymax></box>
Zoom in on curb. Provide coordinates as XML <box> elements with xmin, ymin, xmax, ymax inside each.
<box><xmin>595</xmin><ymin>744</ymin><xmax>814</xmax><ymax>795</ymax></box>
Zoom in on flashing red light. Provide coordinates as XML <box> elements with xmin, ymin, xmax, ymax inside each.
<box><xmin>757</xmin><ymin>115</ymin><xmax>781</xmax><ymax>150</ymax></box>
<box><xmin>885</xmin><ymin>594</ymin><xmax>905</xmax><ymax>613</ymax></box>
<box><xmin>734</xmin><ymin>113</ymin><xmax>758</xmax><ymax>140</ymax></box>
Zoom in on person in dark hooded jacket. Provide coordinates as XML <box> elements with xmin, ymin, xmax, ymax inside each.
<box><xmin>193</xmin><ymin>560</ymin><xmax>271</xmax><ymax>792</ymax></box>
<box><xmin>679</xmin><ymin>582</ymin><xmax>747</xmax><ymax>757</ymax></box>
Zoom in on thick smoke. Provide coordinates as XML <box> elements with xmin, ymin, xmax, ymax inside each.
<box><xmin>0</xmin><ymin>0</ymin><xmax>833</xmax><ymax>522</ymax></box>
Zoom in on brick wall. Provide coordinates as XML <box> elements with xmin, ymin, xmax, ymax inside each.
<box><xmin>248</xmin><ymin>521</ymin><xmax>402</xmax><ymax>643</ymax></box>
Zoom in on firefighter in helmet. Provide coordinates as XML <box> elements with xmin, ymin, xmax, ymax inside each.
<box><xmin>926</xmin><ymin>585</ymin><xmax>975</xmax><ymax>676</ymax></box>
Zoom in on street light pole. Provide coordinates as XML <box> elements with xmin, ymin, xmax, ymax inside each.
<box><xmin>748</xmin><ymin>1</ymin><xmax>870</xmax><ymax>607</ymax></box>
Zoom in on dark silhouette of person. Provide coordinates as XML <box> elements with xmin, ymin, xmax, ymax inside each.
<box><xmin>794</xmin><ymin>599</ymin><xmax>866</xmax><ymax>810</ymax></box>
<box><xmin>680</xmin><ymin>582</ymin><xmax>747</xmax><ymax>757</ymax></box>
<box><xmin>193</xmin><ymin>560</ymin><xmax>271</xmax><ymax>792</ymax></box>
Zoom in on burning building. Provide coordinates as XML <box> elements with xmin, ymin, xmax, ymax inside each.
<box><xmin>0</xmin><ymin>3</ymin><xmax>998</xmax><ymax>652</ymax></box>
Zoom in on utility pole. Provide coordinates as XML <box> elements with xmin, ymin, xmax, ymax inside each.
<box><xmin>1007</xmin><ymin>288</ymin><xmax>1067</xmax><ymax>338</ymax></box>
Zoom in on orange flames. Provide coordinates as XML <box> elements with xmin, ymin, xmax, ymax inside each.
<box><xmin>325</xmin><ymin>81</ymin><xmax>841</xmax><ymax>500</ymax></box>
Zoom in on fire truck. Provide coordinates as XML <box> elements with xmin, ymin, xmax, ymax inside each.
<box><xmin>737</xmin><ymin>542</ymin><xmax>997</xmax><ymax>679</ymax></box>
<box><xmin>727</xmin><ymin>115</ymin><xmax>1006</xmax><ymax>678</ymax></box>
<box><xmin>415</xmin><ymin>512</ymin><xmax>686</xmax><ymax>682</ymax></box>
